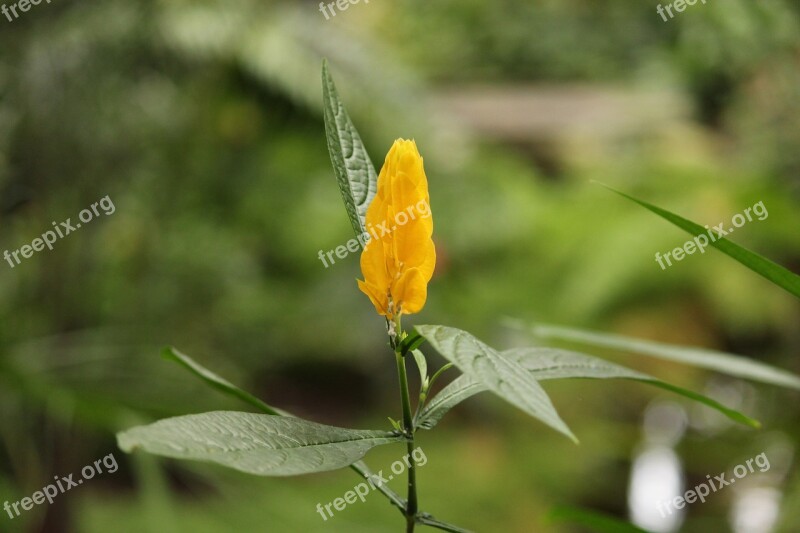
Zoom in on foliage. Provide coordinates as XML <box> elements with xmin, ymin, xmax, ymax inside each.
<box><xmin>114</xmin><ymin>64</ymin><xmax>800</xmax><ymax>532</ymax></box>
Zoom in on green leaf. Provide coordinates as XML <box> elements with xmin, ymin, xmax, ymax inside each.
<box><xmin>415</xmin><ymin>325</ymin><xmax>577</xmax><ymax>443</ymax></box>
<box><xmin>600</xmin><ymin>183</ymin><xmax>800</xmax><ymax>298</ymax></box>
<box><xmin>400</xmin><ymin>330</ymin><xmax>426</xmax><ymax>356</ymax></box>
<box><xmin>411</xmin><ymin>349</ymin><xmax>428</xmax><ymax>385</ymax></box>
<box><xmin>164</xmin><ymin>348</ymin><xmax>408</xmax><ymax>512</ymax></box>
<box><xmin>510</xmin><ymin>348</ymin><xmax>760</xmax><ymax>427</ymax></box>
<box><xmin>163</xmin><ymin>347</ymin><xmax>290</xmax><ymax>416</ymax></box>
<box><xmin>549</xmin><ymin>505</ymin><xmax>651</xmax><ymax>533</ymax></box>
<box><xmin>117</xmin><ymin>411</ymin><xmax>404</xmax><ymax>477</ymax></box>
<box><xmin>416</xmin><ymin>376</ymin><xmax>479</xmax><ymax>430</ymax></box>
<box><xmin>322</xmin><ymin>59</ymin><xmax>378</xmax><ymax>240</ymax></box>
<box><xmin>417</xmin><ymin>347</ymin><xmax>759</xmax><ymax>429</ymax></box>
<box><xmin>388</xmin><ymin>416</ymin><xmax>403</xmax><ymax>432</ymax></box>
<box><xmin>519</xmin><ymin>321</ymin><xmax>800</xmax><ymax>391</ymax></box>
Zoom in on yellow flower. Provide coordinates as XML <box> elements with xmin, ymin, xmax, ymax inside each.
<box><xmin>358</xmin><ymin>139</ymin><xmax>435</xmax><ymax>319</ymax></box>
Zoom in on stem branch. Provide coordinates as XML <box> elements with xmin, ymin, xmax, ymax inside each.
<box><xmin>395</xmin><ymin>346</ymin><xmax>418</xmax><ymax>532</ymax></box>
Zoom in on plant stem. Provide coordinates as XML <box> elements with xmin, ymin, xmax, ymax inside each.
<box><xmin>350</xmin><ymin>460</ymin><xmax>406</xmax><ymax>512</ymax></box>
<box><xmin>395</xmin><ymin>349</ymin><xmax>418</xmax><ymax>533</ymax></box>
<box><xmin>416</xmin><ymin>514</ymin><xmax>474</xmax><ymax>533</ymax></box>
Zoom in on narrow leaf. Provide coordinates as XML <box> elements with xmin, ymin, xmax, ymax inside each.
<box><xmin>412</xmin><ymin>349</ymin><xmax>428</xmax><ymax>384</ymax></box>
<box><xmin>163</xmin><ymin>347</ymin><xmax>290</xmax><ymax>416</ymax></box>
<box><xmin>418</xmin><ymin>347</ymin><xmax>760</xmax><ymax>429</ymax></box>
<box><xmin>322</xmin><ymin>60</ymin><xmax>378</xmax><ymax>240</ymax></box>
<box><xmin>400</xmin><ymin>330</ymin><xmax>426</xmax><ymax>356</ymax></box>
<box><xmin>416</xmin><ymin>376</ymin><xmax>482</xmax><ymax>430</ymax></box>
<box><xmin>600</xmin><ymin>183</ymin><xmax>800</xmax><ymax>298</ymax></box>
<box><xmin>521</xmin><ymin>321</ymin><xmax>800</xmax><ymax>391</ymax></box>
<box><xmin>118</xmin><ymin>411</ymin><xmax>404</xmax><ymax>477</ymax></box>
<box><xmin>415</xmin><ymin>325</ymin><xmax>577</xmax><ymax>443</ymax></box>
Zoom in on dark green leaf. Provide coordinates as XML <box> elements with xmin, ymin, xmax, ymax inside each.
<box><xmin>400</xmin><ymin>330</ymin><xmax>426</xmax><ymax>356</ymax></box>
<box><xmin>163</xmin><ymin>347</ymin><xmax>290</xmax><ymax>416</ymax></box>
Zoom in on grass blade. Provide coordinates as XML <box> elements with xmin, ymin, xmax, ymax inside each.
<box><xmin>600</xmin><ymin>183</ymin><xmax>800</xmax><ymax>298</ymax></box>
<box><xmin>513</xmin><ymin>321</ymin><xmax>800</xmax><ymax>391</ymax></box>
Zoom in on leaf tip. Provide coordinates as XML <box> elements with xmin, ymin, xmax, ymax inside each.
<box><xmin>592</xmin><ymin>181</ymin><xmax>624</xmax><ymax>196</ymax></box>
<box><xmin>115</xmin><ymin>430</ymin><xmax>135</xmax><ymax>453</ymax></box>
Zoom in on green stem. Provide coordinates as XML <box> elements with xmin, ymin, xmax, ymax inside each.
<box><xmin>413</xmin><ymin>362</ymin><xmax>453</xmax><ymax>426</ymax></box>
<box><xmin>349</xmin><ymin>460</ymin><xmax>406</xmax><ymax>512</ymax></box>
<box><xmin>395</xmin><ymin>348</ymin><xmax>418</xmax><ymax>532</ymax></box>
<box><xmin>415</xmin><ymin>514</ymin><xmax>474</xmax><ymax>533</ymax></box>
<box><xmin>427</xmin><ymin>362</ymin><xmax>454</xmax><ymax>392</ymax></box>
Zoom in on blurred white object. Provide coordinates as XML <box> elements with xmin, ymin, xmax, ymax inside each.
<box><xmin>628</xmin><ymin>402</ymin><xmax>688</xmax><ymax>532</ymax></box>
<box><xmin>730</xmin><ymin>487</ymin><xmax>781</xmax><ymax>533</ymax></box>
<box><xmin>629</xmin><ymin>445</ymin><xmax>685</xmax><ymax>532</ymax></box>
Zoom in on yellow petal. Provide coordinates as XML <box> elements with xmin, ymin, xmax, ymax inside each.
<box><xmin>392</xmin><ymin>267</ymin><xmax>427</xmax><ymax>315</ymax></box>
<box><xmin>357</xmin><ymin>138</ymin><xmax>436</xmax><ymax>318</ymax></box>
<box><xmin>391</xmin><ymin>182</ymin><xmax>434</xmax><ymax>273</ymax></box>
<box><xmin>357</xmin><ymin>279</ymin><xmax>389</xmax><ymax>317</ymax></box>
<box><xmin>359</xmin><ymin>236</ymin><xmax>389</xmax><ymax>297</ymax></box>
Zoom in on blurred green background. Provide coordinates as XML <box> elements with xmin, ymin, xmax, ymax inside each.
<box><xmin>1</xmin><ymin>0</ymin><xmax>799</xmax><ymax>532</ymax></box>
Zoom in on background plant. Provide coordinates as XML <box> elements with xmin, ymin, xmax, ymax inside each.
<box><xmin>113</xmin><ymin>64</ymin><xmax>800</xmax><ymax>533</ymax></box>
<box><xmin>1</xmin><ymin>2</ymin><xmax>798</xmax><ymax>532</ymax></box>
